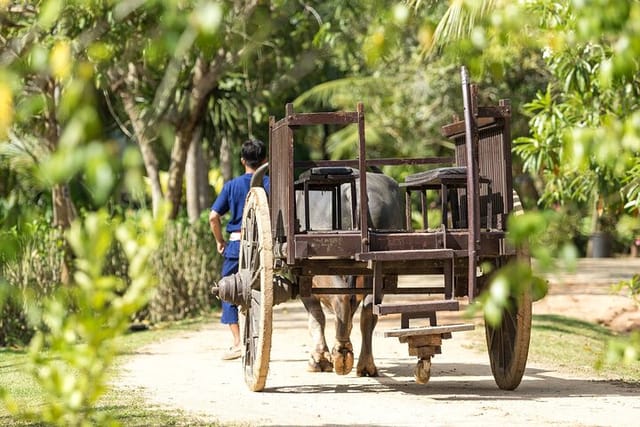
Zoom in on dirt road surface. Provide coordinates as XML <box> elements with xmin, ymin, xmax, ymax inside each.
<box><xmin>116</xmin><ymin>259</ymin><xmax>640</xmax><ymax>426</ymax></box>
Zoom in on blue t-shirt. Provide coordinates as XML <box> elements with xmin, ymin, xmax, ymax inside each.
<box><xmin>211</xmin><ymin>173</ymin><xmax>270</xmax><ymax>233</ymax></box>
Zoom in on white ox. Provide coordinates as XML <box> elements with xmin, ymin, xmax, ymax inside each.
<box><xmin>297</xmin><ymin>170</ymin><xmax>405</xmax><ymax>376</ymax></box>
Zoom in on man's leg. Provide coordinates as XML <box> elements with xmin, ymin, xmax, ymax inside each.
<box><xmin>221</xmin><ymin>301</ymin><xmax>241</xmax><ymax>360</ymax></box>
<box><xmin>229</xmin><ymin>322</ymin><xmax>240</xmax><ymax>347</ymax></box>
<box><xmin>220</xmin><ymin>245</ymin><xmax>241</xmax><ymax>360</ymax></box>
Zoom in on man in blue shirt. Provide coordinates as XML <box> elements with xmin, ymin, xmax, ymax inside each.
<box><xmin>209</xmin><ymin>139</ymin><xmax>269</xmax><ymax>360</ymax></box>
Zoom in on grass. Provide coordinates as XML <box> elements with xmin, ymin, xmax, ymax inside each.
<box><xmin>529</xmin><ymin>314</ymin><xmax>640</xmax><ymax>381</ymax></box>
<box><xmin>0</xmin><ymin>314</ymin><xmax>222</xmax><ymax>426</ymax></box>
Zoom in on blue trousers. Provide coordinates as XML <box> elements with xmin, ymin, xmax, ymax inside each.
<box><xmin>220</xmin><ymin>240</ymin><xmax>240</xmax><ymax>324</ymax></box>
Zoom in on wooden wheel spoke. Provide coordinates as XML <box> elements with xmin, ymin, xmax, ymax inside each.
<box><xmin>250</xmin><ymin>266</ymin><xmax>262</xmax><ymax>290</ymax></box>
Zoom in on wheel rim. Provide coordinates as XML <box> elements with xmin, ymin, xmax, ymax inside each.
<box><xmin>239</xmin><ymin>187</ymin><xmax>273</xmax><ymax>392</ymax></box>
<box><xmin>485</xmin><ymin>255</ymin><xmax>532</xmax><ymax>390</ymax></box>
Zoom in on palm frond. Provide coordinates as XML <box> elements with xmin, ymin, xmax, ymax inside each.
<box><xmin>293</xmin><ymin>76</ymin><xmax>396</xmax><ymax>110</ymax></box>
<box><xmin>428</xmin><ymin>0</ymin><xmax>497</xmax><ymax>55</ymax></box>
<box><xmin>0</xmin><ymin>132</ymin><xmax>48</xmax><ymax>192</ymax></box>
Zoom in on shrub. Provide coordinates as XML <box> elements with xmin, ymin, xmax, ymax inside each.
<box><xmin>148</xmin><ymin>215</ymin><xmax>221</xmax><ymax>323</ymax></box>
<box><xmin>2</xmin><ymin>209</ymin><xmax>165</xmax><ymax>426</ymax></box>
<box><xmin>0</xmin><ymin>224</ymin><xmax>63</xmax><ymax>346</ymax></box>
<box><xmin>0</xmin><ymin>214</ymin><xmax>222</xmax><ymax>346</ymax></box>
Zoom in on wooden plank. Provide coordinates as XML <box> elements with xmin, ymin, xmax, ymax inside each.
<box><xmin>355</xmin><ymin>249</ymin><xmax>454</xmax><ymax>262</ymax></box>
<box><xmin>408</xmin><ymin>345</ymin><xmax>441</xmax><ymax>358</ymax></box>
<box><xmin>477</xmin><ymin>106</ymin><xmax>510</xmax><ymax>118</ymax></box>
<box><xmin>311</xmin><ymin>288</ymin><xmax>369</xmax><ymax>295</ymax></box>
<box><xmin>384</xmin><ymin>323</ymin><xmax>474</xmax><ymax>338</ymax></box>
<box><xmin>374</xmin><ymin>300</ymin><xmax>459</xmax><ymax>316</ymax></box>
<box><xmin>286</xmin><ymin>112</ymin><xmax>359</xmax><ymax>126</ymax></box>
<box><xmin>294</xmin><ymin>157</ymin><xmax>454</xmax><ymax>169</ymax></box>
<box><xmin>440</xmin><ymin>117</ymin><xmax>497</xmax><ymax>137</ymax></box>
<box><xmin>400</xmin><ymin>335</ymin><xmax>443</xmax><ymax>346</ymax></box>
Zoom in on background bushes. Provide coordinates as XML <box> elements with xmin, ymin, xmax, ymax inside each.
<box><xmin>0</xmin><ymin>226</ymin><xmax>62</xmax><ymax>346</ymax></box>
<box><xmin>148</xmin><ymin>216</ymin><xmax>221</xmax><ymax>323</ymax></box>
<box><xmin>0</xmin><ymin>216</ymin><xmax>222</xmax><ymax>346</ymax></box>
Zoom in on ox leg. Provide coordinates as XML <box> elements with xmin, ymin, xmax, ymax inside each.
<box><xmin>301</xmin><ymin>296</ymin><xmax>333</xmax><ymax>372</ymax></box>
<box><xmin>329</xmin><ymin>293</ymin><xmax>355</xmax><ymax>375</ymax></box>
<box><xmin>357</xmin><ymin>278</ymin><xmax>379</xmax><ymax>377</ymax></box>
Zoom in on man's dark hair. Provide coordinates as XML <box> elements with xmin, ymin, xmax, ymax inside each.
<box><xmin>241</xmin><ymin>139</ymin><xmax>267</xmax><ymax>169</ymax></box>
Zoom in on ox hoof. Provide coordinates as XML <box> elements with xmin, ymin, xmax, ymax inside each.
<box><xmin>332</xmin><ymin>348</ymin><xmax>354</xmax><ymax>375</ymax></box>
<box><xmin>307</xmin><ymin>352</ymin><xmax>333</xmax><ymax>373</ymax></box>
<box><xmin>414</xmin><ymin>358</ymin><xmax>432</xmax><ymax>384</ymax></box>
<box><xmin>356</xmin><ymin>356</ymin><xmax>378</xmax><ymax>377</ymax></box>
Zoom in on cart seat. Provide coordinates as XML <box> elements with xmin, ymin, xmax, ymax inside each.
<box><xmin>401</xmin><ymin>166</ymin><xmax>490</xmax><ymax>187</ymax></box>
<box><xmin>403</xmin><ymin>166</ymin><xmax>467</xmax><ymax>185</ymax></box>
<box><xmin>401</xmin><ymin>166</ymin><xmax>492</xmax><ymax>230</ymax></box>
<box><xmin>298</xmin><ymin>166</ymin><xmax>355</xmax><ymax>179</ymax></box>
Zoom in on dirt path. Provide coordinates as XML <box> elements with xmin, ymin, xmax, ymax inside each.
<box><xmin>116</xmin><ymin>259</ymin><xmax>640</xmax><ymax>426</ymax></box>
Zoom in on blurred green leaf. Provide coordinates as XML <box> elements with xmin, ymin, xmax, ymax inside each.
<box><xmin>38</xmin><ymin>0</ymin><xmax>63</xmax><ymax>30</ymax></box>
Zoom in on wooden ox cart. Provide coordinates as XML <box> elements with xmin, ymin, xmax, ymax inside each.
<box><xmin>213</xmin><ymin>66</ymin><xmax>531</xmax><ymax>392</ymax></box>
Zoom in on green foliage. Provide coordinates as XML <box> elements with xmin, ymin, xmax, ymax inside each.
<box><xmin>0</xmin><ymin>213</ymin><xmax>220</xmax><ymax>347</ymax></box>
<box><xmin>470</xmin><ymin>258</ymin><xmax>548</xmax><ymax>327</ymax></box>
<box><xmin>425</xmin><ymin>0</ymin><xmax>640</xmax><ymax>219</ymax></box>
<box><xmin>293</xmin><ymin>64</ymin><xmax>463</xmax><ymax>167</ymax></box>
<box><xmin>461</xmin><ymin>0</ymin><xmax>640</xmax><ymax>227</ymax></box>
<box><xmin>469</xmin><ymin>208</ymin><xmax>587</xmax><ymax>327</ymax></box>
<box><xmin>601</xmin><ymin>331</ymin><xmax>640</xmax><ymax>368</ymax></box>
<box><xmin>0</xmin><ymin>282</ymin><xmax>32</xmax><ymax>348</ymax></box>
<box><xmin>148</xmin><ymin>215</ymin><xmax>219</xmax><ymax>323</ymax></box>
<box><xmin>1</xmin><ymin>208</ymin><xmax>166</xmax><ymax>426</ymax></box>
<box><xmin>435</xmin><ymin>0</ymin><xmax>640</xmax><ymax>366</ymax></box>
<box><xmin>514</xmin><ymin>40</ymin><xmax>636</xmax><ymax>238</ymax></box>
<box><xmin>613</xmin><ymin>274</ymin><xmax>640</xmax><ymax>306</ymax></box>
<box><xmin>508</xmin><ymin>210</ymin><xmax>579</xmax><ymax>270</ymax></box>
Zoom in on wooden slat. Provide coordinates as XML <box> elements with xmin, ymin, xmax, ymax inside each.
<box><xmin>286</xmin><ymin>112</ymin><xmax>359</xmax><ymax>126</ymax></box>
<box><xmin>311</xmin><ymin>288</ymin><xmax>369</xmax><ymax>295</ymax></box>
<box><xmin>384</xmin><ymin>323</ymin><xmax>474</xmax><ymax>338</ymax></box>
<box><xmin>477</xmin><ymin>106</ymin><xmax>510</xmax><ymax>118</ymax></box>
<box><xmin>355</xmin><ymin>249</ymin><xmax>454</xmax><ymax>262</ymax></box>
<box><xmin>440</xmin><ymin>117</ymin><xmax>497</xmax><ymax>137</ymax></box>
<box><xmin>294</xmin><ymin>157</ymin><xmax>454</xmax><ymax>169</ymax></box>
<box><xmin>400</xmin><ymin>335</ymin><xmax>443</xmax><ymax>346</ymax></box>
<box><xmin>373</xmin><ymin>299</ymin><xmax>459</xmax><ymax>316</ymax></box>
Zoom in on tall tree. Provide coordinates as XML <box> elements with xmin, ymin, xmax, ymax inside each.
<box><xmin>97</xmin><ymin>1</ymin><xmax>344</xmax><ymax>218</ymax></box>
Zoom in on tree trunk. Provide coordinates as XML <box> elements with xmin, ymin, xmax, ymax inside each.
<box><xmin>51</xmin><ymin>183</ymin><xmax>77</xmax><ymax>284</ymax></box>
<box><xmin>220</xmin><ymin>134</ymin><xmax>233</xmax><ymax>182</ymax></box>
<box><xmin>119</xmin><ymin>91</ymin><xmax>164</xmax><ymax>217</ymax></box>
<box><xmin>134</xmin><ymin>53</ymin><xmax>229</xmax><ymax>219</ymax></box>
<box><xmin>165</xmin><ymin>131</ymin><xmax>191</xmax><ymax>219</ymax></box>
<box><xmin>51</xmin><ymin>183</ymin><xmax>77</xmax><ymax>229</ymax></box>
<box><xmin>165</xmin><ymin>57</ymin><xmax>219</xmax><ymax>219</ymax></box>
<box><xmin>44</xmin><ymin>78</ymin><xmax>76</xmax><ymax>284</ymax></box>
<box><xmin>186</xmin><ymin>126</ymin><xmax>211</xmax><ymax>222</ymax></box>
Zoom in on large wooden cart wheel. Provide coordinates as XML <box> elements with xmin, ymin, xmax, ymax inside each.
<box><xmin>485</xmin><ymin>250</ymin><xmax>532</xmax><ymax>390</ymax></box>
<box><xmin>239</xmin><ymin>187</ymin><xmax>273</xmax><ymax>392</ymax></box>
